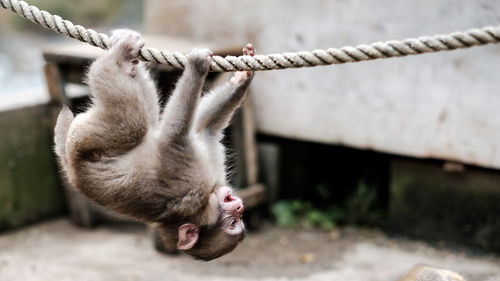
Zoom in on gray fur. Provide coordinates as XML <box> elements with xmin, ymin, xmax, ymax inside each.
<box><xmin>54</xmin><ymin>29</ymin><xmax>253</xmax><ymax>258</ymax></box>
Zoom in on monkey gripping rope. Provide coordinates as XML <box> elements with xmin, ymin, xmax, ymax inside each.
<box><xmin>2</xmin><ymin>0</ymin><xmax>500</xmax><ymax>72</ymax></box>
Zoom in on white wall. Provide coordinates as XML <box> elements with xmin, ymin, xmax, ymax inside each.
<box><xmin>145</xmin><ymin>0</ymin><xmax>500</xmax><ymax>169</ymax></box>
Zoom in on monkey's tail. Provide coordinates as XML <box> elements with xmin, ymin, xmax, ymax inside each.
<box><xmin>54</xmin><ymin>106</ymin><xmax>74</xmax><ymax>166</ymax></box>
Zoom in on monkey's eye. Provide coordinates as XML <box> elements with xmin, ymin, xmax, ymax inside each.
<box><xmin>229</xmin><ymin>219</ymin><xmax>237</xmax><ymax>229</ymax></box>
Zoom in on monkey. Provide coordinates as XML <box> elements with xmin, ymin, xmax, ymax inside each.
<box><xmin>398</xmin><ymin>265</ymin><xmax>465</xmax><ymax>281</ymax></box>
<box><xmin>54</xmin><ymin>29</ymin><xmax>255</xmax><ymax>260</ymax></box>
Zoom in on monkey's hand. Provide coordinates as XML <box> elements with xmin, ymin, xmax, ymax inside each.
<box><xmin>186</xmin><ymin>48</ymin><xmax>213</xmax><ymax>76</ymax></box>
<box><xmin>110</xmin><ymin>29</ymin><xmax>145</xmax><ymax>77</ymax></box>
<box><xmin>231</xmin><ymin>43</ymin><xmax>255</xmax><ymax>84</ymax></box>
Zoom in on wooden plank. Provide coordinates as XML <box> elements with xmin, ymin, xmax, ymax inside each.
<box><xmin>241</xmin><ymin>96</ymin><xmax>258</xmax><ymax>185</ymax></box>
<box><xmin>43</xmin><ymin>62</ymin><xmax>67</xmax><ymax>105</ymax></box>
<box><xmin>235</xmin><ymin>184</ymin><xmax>266</xmax><ymax>209</ymax></box>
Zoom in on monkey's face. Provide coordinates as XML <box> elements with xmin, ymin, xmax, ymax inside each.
<box><xmin>159</xmin><ymin>186</ymin><xmax>246</xmax><ymax>260</ymax></box>
<box><xmin>217</xmin><ymin>186</ymin><xmax>245</xmax><ymax>235</ymax></box>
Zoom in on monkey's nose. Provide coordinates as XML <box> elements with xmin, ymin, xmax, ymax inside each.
<box><xmin>236</xmin><ymin>204</ymin><xmax>244</xmax><ymax>215</ymax></box>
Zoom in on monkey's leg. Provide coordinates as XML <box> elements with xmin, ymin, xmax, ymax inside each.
<box><xmin>194</xmin><ymin>44</ymin><xmax>255</xmax><ymax>136</ymax></box>
<box><xmin>160</xmin><ymin>49</ymin><xmax>212</xmax><ymax>137</ymax></box>
<box><xmin>70</xmin><ymin>30</ymin><xmax>154</xmax><ymax>158</ymax></box>
<box><xmin>194</xmin><ymin>75</ymin><xmax>252</xmax><ymax>136</ymax></box>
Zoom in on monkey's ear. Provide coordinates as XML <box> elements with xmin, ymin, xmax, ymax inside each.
<box><xmin>177</xmin><ymin>223</ymin><xmax>199</xmax><ymax>250</ymax></box>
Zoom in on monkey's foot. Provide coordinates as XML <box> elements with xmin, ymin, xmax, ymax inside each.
<box><xmin>231</xmin><ymin>43</ymin><xmax>255</xmax><ymax>84</ymax></box>
<box><xmin>186</xmin><ymin>48</ymin><xmax>212</xmax><ymax>76</ymax></box>
<box><xmin>110</xmin><ymin>29</ymin><xmax>145</xmax><ymax>77</ymax></box>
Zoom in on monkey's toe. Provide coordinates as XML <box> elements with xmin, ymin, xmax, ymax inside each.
<box><xmin>231</xmin><ymin>44</ymin><xmax>255</xmax><ymax>84</ymax></box>
<box><xmin>243</xmin><ymin>43</ymin><xmax>255</xmax><ymax>56</ymax></box>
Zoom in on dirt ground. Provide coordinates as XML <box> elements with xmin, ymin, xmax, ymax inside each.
<box><xmin>0</xmin><ymin>219</ymin><xmax>499</xmax><ymax>281</ymax></box>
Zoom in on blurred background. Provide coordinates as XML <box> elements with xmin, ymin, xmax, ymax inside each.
<box><xmin>1</xmin><ymin>0</ymin><xmax>500</xmax><ymax>280</ymax></box>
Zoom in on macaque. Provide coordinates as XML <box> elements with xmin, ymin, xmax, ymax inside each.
<box><xmin>54</xmin><ymin>29</ymin><xmax>255</xmax><ymax>260</ymax></box>
<box><xmin>399</xmin><ymin>265</ymin><xmax>465</xmax><ymax>281</ymax></box>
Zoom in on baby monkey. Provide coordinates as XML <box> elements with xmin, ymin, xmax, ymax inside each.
<box><xmin>54</xmin><ymin>29</ymin><xmax>255</xmax><ymax>260</ymax></box>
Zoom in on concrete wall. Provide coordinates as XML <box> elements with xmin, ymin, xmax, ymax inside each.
<box><xmin>389</xmin><ymin>158</ymin><xmax>500</xmax><ymax>252</ymax></box>
<box><xmin>144</xmin><ymin>0</ymin><xmax>500</xmax><ymax>169</ymax></box>
<box><xmin>0</xmin><ymin>104</ymin><xmax>65</xmax><ymax>230</ymax></box>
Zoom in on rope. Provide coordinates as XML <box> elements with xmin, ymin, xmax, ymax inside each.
<box><xmin>2</xmin><ymin>0</ymin><xmax>500</xmax><ymax>72</ymax></box>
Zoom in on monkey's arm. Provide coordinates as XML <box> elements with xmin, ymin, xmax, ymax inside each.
<box><xmin>160</xmin><ymin>50</ymin><xmax>212</xmax><ymax>138</ymax></box>
<box><xmin>194</xmin><ymin>76</ymin><xmax>253</xmax><ymax>135</ymax></box>
<box><xmin>194</xmin><ymin>44</ymin><xmax>255</xmax><ymax>135</ymax></box>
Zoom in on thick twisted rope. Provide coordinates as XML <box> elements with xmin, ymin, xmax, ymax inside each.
<box><xmin>2</xmin><ymin>0</ymin><xmax>500</xmax><ymax>72</ymax></box>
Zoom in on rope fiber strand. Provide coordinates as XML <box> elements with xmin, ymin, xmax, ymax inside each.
<box><xmin>3</xmin><ymin>0</ymin><xmax>500</xmax><ymax>72</ymax></box>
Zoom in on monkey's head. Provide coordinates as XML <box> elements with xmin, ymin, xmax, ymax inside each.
<box><xmin>158</xmin><ymin>186</ymin><xmax>245</xmax><ymax>261</ymax></box>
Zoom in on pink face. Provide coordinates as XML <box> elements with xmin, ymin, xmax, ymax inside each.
<box><xmin>217</xmin><ymin>186</ymin><xmax>245</xmax><ymax>235</ymax></box>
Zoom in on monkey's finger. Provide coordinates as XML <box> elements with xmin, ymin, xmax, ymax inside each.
<box><xmin>243</xmin><ymin>43</ymin><xmax>255</xmax><ymax>57</ymax></box>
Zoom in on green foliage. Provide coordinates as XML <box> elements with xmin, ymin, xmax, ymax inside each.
<box><xmin>271</xmin><ymin>180</ymin><xmax>385</xmax><ymax>230</ymax></box>
<box><xmin>271</xmin><ymin>201</ymin><xmax>297</xmax><ymax>228</ymax></box>
<box><xmin>315</xmin><ymin>183</ymin><xmax>331</xmax><ymax>200</ymax></box>
<box><xmin>345</xmin><ymin>181</ymin><xmax>385</xmax><ymax>226</ymax></box>
<box><xmin>271</xmin><ymin>200</ymin><xmax>344</xmax><ymax>231</ymax></box>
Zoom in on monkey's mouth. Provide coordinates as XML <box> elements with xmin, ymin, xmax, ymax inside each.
<box><xmin>224</xmin><ymin>192</ymin><xmax>235</xmax><ymax>202</ymax></box>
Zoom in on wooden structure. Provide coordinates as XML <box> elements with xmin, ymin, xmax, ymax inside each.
<box><xmin>42</xmin><ymin>36</ymin><xmax>265</xmax><ymax>231</ymax></box>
